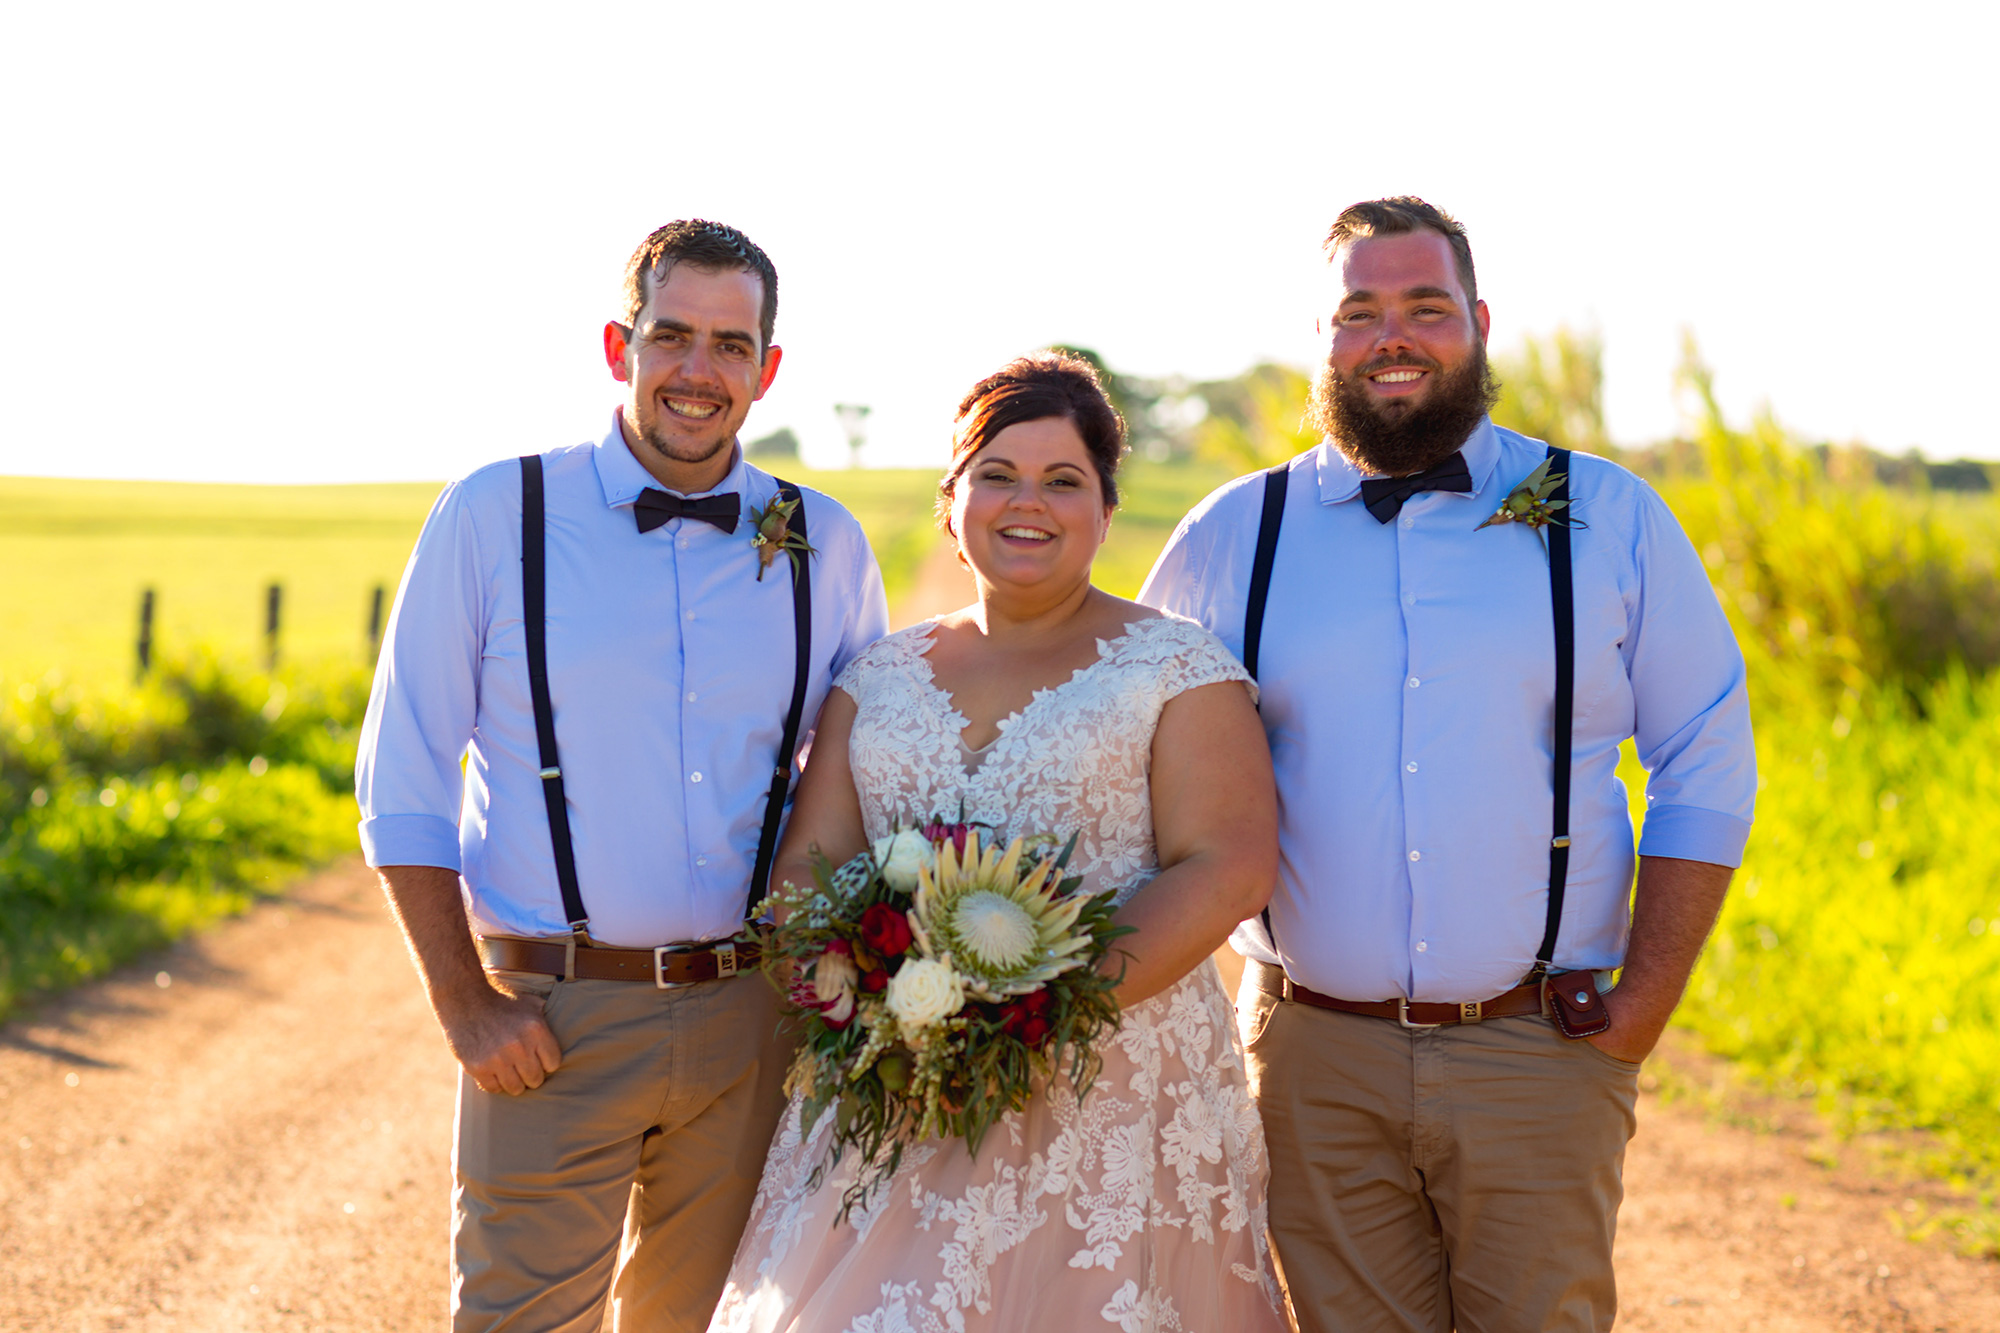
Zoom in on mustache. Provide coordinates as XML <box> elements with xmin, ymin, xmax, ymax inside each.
<box><xmin>1350</xmin><ymin>353</ymin><xmax>1441</xmax><ymax>379</ymax></box>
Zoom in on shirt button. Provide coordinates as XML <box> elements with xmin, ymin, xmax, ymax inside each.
<box><xmin>1407</xmin><ymin>676</ymin><xmax>1421</xmax><ymax>689</ymax></box>
<box><xmin>1406</xmin><ymin>762</ymin><xmax>1419</xmax><ymax>773</ymax></box>
<box><xmin>1416</xmin><ymin>940</ymin><xmax>1429</xmax><ymax>953</ymax></box>
<box><xmin>1401</xmin><ymin>516</ymin><xmax>1415</xmax><ymax>529</ymax></box>
<box><xmin>690</xmin><ymin>772</ymin><xmax>703</xmax><ymax>784</ymax></box>
<box><xmin>678</xmin><ymin>537</ymin><xmax>689</xmax><ymax>549</ymax></box>
<box><xmin>695</xmin><ymin>855</ymin><xmax>708</xmax><ymax>867</ymax></box>
<box><xmin>686</xmin><ymin>691</ymin><xmax>697</xmax><ymax>702</ymax></box>
<box><xmin>1409</xmin><ymin>850</ymin><xmax>1422</xmax><ymax>862</ymax></box>
<box><xmin>685</xmin><ymin>610</ymin><xmax>695</xmax><ymax>621</ymax></box>
<box><xmin>1404</xmin><ymin>593</ymin><xmax>1416</xmax><ymax>606</ymax></box>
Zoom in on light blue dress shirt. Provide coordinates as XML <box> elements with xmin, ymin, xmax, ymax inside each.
<box><xmin>1140</xmin><ymin>419</ymin><xmax>1755</xmax><ymax>1003</ymax></box>
<box><xmin>355</xmin><ymin>419</ymin><xmax>889</xmax><ymax>948</ymax></box>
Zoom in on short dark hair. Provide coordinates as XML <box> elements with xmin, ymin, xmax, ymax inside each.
<box><xmin>1325</xmin><ymin>197</ymin><xmax>1479</xmax><ymax>307</ymax></box>
<box><xmin>620</xmin><ymin>219</ymin><xmax>779</xmax><ymax>354</ymax></box>
<box><xmin>937</xmin><ymin>351</ymin><xmax>1127</xmax><ymax>530</ymax></box>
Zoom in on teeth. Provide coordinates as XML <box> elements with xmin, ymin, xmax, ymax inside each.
<box><xmin>999</xmin><ymin>527</ymin><xmax>1052</xmax><ymax>541</ymax></box>
<box><xmin>1372</xmin><ymin>370</ymin><xmax>1425</xmax><ymax>383</ymax></box>
<box><xmin>667</xmin><ymin>399</ymin><xmax>720</xmax><ymax>418</ymax></box>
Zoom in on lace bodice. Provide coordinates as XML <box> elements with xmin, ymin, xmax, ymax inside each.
<box><xmin>836</xmin><ymin>615</ymin><xmax>1256</xmax><ymax>909</ymax></box>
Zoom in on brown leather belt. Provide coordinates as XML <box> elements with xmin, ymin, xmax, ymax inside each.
<box><xmin>1247</xmin><ymin>959</ymin><xmax>1546</xmax><ymax>1027</ymax></box>
<box><xmin>479</xmin><ymin>934</ymin><xmax>759</xmax><ymax>987</ymax></box>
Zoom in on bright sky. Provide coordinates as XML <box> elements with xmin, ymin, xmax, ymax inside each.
<box><xmin>3</xmin><ymin>2</ymin><xmax>1993</xmax><ymax>483</ymax></box>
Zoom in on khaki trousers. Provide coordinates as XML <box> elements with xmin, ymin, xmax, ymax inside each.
<box><xmin>452</xmin><ymin>970</ymin><xmax>791</xmax><ymax>1333</ymax></box>
<box><xmin>1241</xmin><ymin>989</ymin><xmax>1640</xmax><ymax>1333</ymax></box>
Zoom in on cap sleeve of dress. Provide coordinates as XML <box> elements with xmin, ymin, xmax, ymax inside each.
<box><xmin>833</xmin><ymin>623</ymin><xmax>931</xmax><ymax>708</ymax></box>
<box><xmin>1131</xmin><ymin>615</ymin><xmax>1259</xmax><ymax>709</ymax></box>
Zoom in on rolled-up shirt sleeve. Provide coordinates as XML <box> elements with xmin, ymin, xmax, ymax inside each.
<box><xmin>1626</xmin><ymin>483</ymin><xmax>1757</xmax><ymax>867</ymax></box>
<box><xmin>355</xmin><ymin>480</ymin><xmax>487</xmax><ymax>871</ymax></box>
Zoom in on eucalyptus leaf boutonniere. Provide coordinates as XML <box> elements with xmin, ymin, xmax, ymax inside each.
<box><xmin>747</xmin><ymin>493</ymin><xmax>817</xmax><ymax>582</ymax></box>
<box><xmin>1475</xmin><ymin>458</ymin><xmax>1586</xmax><ymax>553</ymax></box>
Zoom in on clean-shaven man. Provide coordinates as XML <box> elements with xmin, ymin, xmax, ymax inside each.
<box><xmin>1143</xmin><ymin>197</ymin><xmax>1754</xmax><ymax>1332</ymax></box>
<box><xmin>358</xmin><ymin>219</ymin><xmax>887</xmax><ymax>1331</ymax></box>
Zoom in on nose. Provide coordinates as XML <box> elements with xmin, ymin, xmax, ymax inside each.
<box><xmin>680</xmin><ymin>338</ymin><xmax>719</xmax><ymax>384</ymax></box>
<box><xmin>1372</xmin><ymin>308</ymin><xmax>1416</xmax><ymax>354</ymax></box>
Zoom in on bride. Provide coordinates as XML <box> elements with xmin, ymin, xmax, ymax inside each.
<box><xmin>709</xmin><ymin>352</ymin><xmax>1287</xmax><ymax>1333</ymax></box>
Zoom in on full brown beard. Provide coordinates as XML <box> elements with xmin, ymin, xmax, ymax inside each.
<box><xmin>1308</xmin><ymin>341</ymin><xmax>1500</xmax><ymax>477</ymax></box>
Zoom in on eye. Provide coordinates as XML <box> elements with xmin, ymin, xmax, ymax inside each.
<box><xmin>1338</xmin><ymin>310</ymin><xmax>1374</xmax><ymax>326</ymax></box>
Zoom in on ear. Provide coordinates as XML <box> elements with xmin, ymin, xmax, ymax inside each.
<box><xmin>1473</xmin><ymin>300</ymin><xmax>1491</xmax><ymax>345</ymax></box>
<box><xmin>754</xmin><ymin>344</ymin><xmax>784</xmax><ymax>400</ymax></box>
<box><xmin>604</xmin><ymin>322</ymin><xmax>633</xmax><ymax>382</ymax></box>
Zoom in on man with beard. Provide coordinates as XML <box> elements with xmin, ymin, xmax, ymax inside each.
<box><xmin>357</xmin><ymin>219</ymin><xmax>887</xmax><ymax>1331</ymax></box>
<box><xmin>1141</xmin><ymin>197</ymin><xmax>1753</xmax><ymax>1332</ymax></box>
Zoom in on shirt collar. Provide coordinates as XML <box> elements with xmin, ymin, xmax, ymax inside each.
<box><xmin>591</xmin><ymin>410</ymin><xmax>749</xmax><ymax>510</ymax></box>
<box><xmin>1315</xmin><ymin>416</ymin><xmax>1502</xmax><ymax>507</ymax></box>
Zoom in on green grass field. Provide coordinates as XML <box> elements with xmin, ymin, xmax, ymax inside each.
<box><xmin>0</xmin><ymin>468</ymin><xmax>959</xmax><ymax>689</ymax></box>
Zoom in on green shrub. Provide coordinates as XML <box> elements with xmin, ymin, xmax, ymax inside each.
<box><xmin>0</xmin><ymin>655</ymin><xmax>365</xmax><ymax>1018</ymax></box>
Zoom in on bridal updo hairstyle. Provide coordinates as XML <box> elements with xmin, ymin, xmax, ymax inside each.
<box><xmin>936</xmin><ymin>351</ymin><xmax>1128</xmax><ymax>537</ymax></box>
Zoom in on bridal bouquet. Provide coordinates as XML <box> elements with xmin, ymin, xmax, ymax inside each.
<box><xmin>754</xmin><ymin>820</ymin><xmax>1129</xmax><ymax>1215</ymax></box>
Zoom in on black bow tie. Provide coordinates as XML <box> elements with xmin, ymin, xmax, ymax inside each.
<box><xmin>1358</xmin><ymin>452</ymin><xmax>1473</xmax><ymax>524</ymax></box>
<box><xmin>633</xmin><ymin>488</ymin><xmax>740</xmax><ymax>535</ymax></box>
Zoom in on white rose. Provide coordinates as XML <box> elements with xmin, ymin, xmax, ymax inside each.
<box><xmin>812</xmin><ymin>948</ymin><xmax>858</xmax><ymax>1005</ymax></box>
<box><xmin>872</xmin><ymin>830</ymin><xmax>938</xmax><ymax>893</ymax></box>
<box><xmin>885</xmin><ymin>958</ymin><xmax>964</xmax><ymax>1032</ymax></box>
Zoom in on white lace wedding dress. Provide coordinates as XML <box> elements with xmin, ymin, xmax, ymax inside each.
<box><xmin>708</xmin><ymin>615</ymin><xmax>1287</xmax><ymax>1333</ymax></box>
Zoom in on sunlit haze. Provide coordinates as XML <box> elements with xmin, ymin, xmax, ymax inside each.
<box><xmin>3</xmin><ymin>1</ymin><xmax>1992</xmax><ymax>482</ymax></box>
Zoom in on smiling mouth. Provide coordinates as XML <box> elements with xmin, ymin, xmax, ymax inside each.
<box><xmin>998</xmin><ymin>526</ymin><xmax>1053</xmax><ymax>542</ymax></box>
<box><xmin>664</xmin><ymin>397</ymin><xmax>722</xmax><ymax>420</ymax></box>
<box><xmin>1369</xmin><ymin>369</ymin><xmax>1427</xmax><ymax>385</ymax></box>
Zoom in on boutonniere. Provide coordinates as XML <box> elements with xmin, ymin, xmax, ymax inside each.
<box><xmin>747</xmin><ymin>494</ymin><xmax>817</xmax><ymax>582</ymax></box>
<box><xmin>1475</xmin><ymin>459</ymin><xmax>1586</xmax><ymax>551</ymax></box>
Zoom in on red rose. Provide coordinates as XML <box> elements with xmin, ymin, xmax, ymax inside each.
<box><xmin>1018</xmin><ymin>1015</ymin><xmax>1052</xmax><ymax>1047</ymax></box>
<box><xmin>858</xmin><ymin>904</ymin><xmax>914</xmax><ymax>958</ymax></box>
<box><xmin>861</xmin><ymin>968</ymin><xmax>889</xmax><ymax>993</ymax></box>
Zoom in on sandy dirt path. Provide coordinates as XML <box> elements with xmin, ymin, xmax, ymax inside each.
<box><xmin>4</xmin><ymin>858</ymin><xmax>1995</xmax><ymax>1331</ymax></box>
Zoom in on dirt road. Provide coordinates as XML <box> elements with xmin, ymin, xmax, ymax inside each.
<box><xmin>4</xmin><ymin>857</ymin><xmax>1995</xmax><ymax>1331</ymax></box>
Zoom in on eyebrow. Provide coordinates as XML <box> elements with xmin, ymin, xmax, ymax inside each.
<box><xmin>640</xmin><ymin>318</ymin><xmax>760</xmax><ymax>349</ymax></box>
<box><xmin>1338</xmin><ymin>285</ymin><xmax>1460</xmax><ymax>308</ymax></box>
<box><xmin>976</xmin><ymin>455</ymin><xmax>1087</xmax><ymax>472</ymax></box>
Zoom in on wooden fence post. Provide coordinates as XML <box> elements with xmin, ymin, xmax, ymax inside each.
<box><xmin>264</xmin><ymin>584</ymin><xmax>283</xmax><ymax>671</ymax></box>
<box><xmin>367</xmin><ymin>584</ymin><xmax>386</xmax><ymax>661</ymax></box>
<box><xmin>136</xmin><ymin>588</ymin><xmax>155</xmax><ymax>678</ymax></box>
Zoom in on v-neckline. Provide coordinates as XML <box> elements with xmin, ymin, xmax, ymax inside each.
<box><xmin>913</xmin><ymin>618</ymin><xmax>1154</xmax><ymax>773</ymax></box>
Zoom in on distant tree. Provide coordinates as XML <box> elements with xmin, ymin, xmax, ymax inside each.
<box><xmin>745</xmin><ymin>427</ymin><xmax>800</xmax><ymax>460</ymax></box>
<box><xmin>1491</xmin><ymin>327</ymin><xmax>1614</xmax><ymax>458</ymax></box>
<box><xmin>1190</xmin><ymin>363</ymin><xmax>1318</xmax><ymax>471</ymax></box>
<box><xmin>1048</xmin><ymin>345</ymin><xmax>1186</xmax><ymax>459</ymax></box>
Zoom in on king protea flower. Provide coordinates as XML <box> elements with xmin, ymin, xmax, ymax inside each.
<box><xmin>908</xmin><ymin>831</ymin><xmax>1093</xmax><ymax>1001</ymax></box>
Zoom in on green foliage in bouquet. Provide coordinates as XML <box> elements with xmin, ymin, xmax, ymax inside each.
<box><xmin>751</xmin><ymin>823</ymin><xmax>1131</xmax><ymax>1220</ymax></box>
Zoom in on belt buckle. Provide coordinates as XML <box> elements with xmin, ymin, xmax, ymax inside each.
<box><xmin>1397</xmin><ymin>998</ymin><xmax>1443</xmax><ymax>1030</ymax></box>
<box><xmin>653</xmin><ymin>944</ymin><xmax>696</xmax><ymax>990</ymax></box>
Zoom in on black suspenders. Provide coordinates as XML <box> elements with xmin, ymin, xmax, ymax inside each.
<box><xmin>1526</xmin><ymin>449</ymin><xmax>1575</xmax><ymax>982</ymax></box>
<box><xmin>516</xmin><ymin>455</ymin><xmax>813</xmax><ymax>955</ymax></box>
<box><xmin>1240</xmin><ymin>447</ymin><xmax>1576</xmax><ymax>979</ymax></box>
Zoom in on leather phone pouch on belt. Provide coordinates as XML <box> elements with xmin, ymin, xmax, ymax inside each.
<box><xmin>1543</xmin><ymin>973</ymin><xmax>1613</xmax><ymax>1039</ymax></box>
